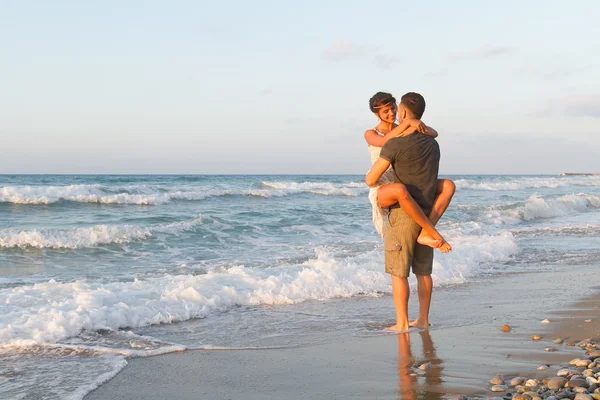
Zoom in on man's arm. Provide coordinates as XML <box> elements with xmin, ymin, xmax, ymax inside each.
<box><xmin>365</xmin><ymin>158</ymin><xmax>391</xmax><ymax>187</ymax></box>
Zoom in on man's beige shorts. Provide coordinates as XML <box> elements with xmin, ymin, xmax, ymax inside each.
<box><xmin>384</xmin><ymin>208</ymin><xmax>434</xmax><ymax>277</ymax></box>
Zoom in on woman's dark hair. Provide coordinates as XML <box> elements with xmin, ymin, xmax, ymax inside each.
<box><xmin>369</xmin><ymin>92</ymin><xmax>396</xmax><ymax>113</ymax></box>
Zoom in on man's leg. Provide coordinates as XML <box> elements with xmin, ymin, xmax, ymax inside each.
<box><xmin>409</xmin><ymin>244</ymin><xmax>434</xmax><ymax>329</ymax></box>
<box><xmin>384</xmin><ymin>209</ymin><xmax>420</xmax><ymax>332</ymax></box>
<box><xmin>387</xmin><ymin>276</ymin><xmax>410</xmax><ymax>332</ymax></box>
<box><xmin>410</xmin><ymin>274</ymin><xmax>433</xmax><ymax>329</ymax></box>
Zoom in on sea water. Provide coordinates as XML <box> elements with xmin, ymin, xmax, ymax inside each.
<box><xmin>1</xmin><ymin>174</ymin><xmax>600</xmax><ymax>399</ymax></box>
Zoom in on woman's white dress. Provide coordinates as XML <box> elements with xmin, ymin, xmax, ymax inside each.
<box><xmin>368</xmin><ymin>129</ymin><xmax>400</xmax><ymax>238</ymax></box>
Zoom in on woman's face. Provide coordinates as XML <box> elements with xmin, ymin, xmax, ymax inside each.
<box><xmin>376</xmin><ymin>103</ymin><xmax>397</xmax><ymax>123</ymax></box>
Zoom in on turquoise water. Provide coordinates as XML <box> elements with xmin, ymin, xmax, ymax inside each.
<box><xmin>1</xmin><ymin>174</ymin><xmax>600</xmax><ymax>398</ymax></box>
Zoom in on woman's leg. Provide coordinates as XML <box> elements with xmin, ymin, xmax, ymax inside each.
<box><xmin>416</xmin><ymin>179</ymin><xmax>456</xmax><ymax>253</ymax></box>
<box><xmin>377</xmin><ymin>183</ymin><xmax>444</xmax><ymax>249</ymax></box>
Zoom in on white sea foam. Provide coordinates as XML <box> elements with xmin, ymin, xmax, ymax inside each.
<box><xmin>0</xmin><ymin>216</ymin><xmax>202</xmax><ymax>249</ymax></box>
<box><xmin>0</xmin><ymin>233</ymin><xmax>517</xmax><ymax>346</ymax></box>
<box><xmin>455</xmin><ymin>176</ymin><xmax>600</xmax><ymax>191</ymax></box>
<box><xmin>0</xmin><ymin>182</ymin><xmax>367</xmax><ymax>205</ymax></box>
<box><xmin>483</xmin><ymin>194</ymin><xmax>600</xmax><ymax>225</ymax></box>
<box><xmin>260</xmin><ymin>181</ymin><xmax>366</xmax><ymax>196</ymax></box>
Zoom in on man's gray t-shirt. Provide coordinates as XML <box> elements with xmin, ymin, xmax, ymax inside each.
<box><xmin>379</xmin><ymin>134</ymin><xmax>440</xmax><ymax>215</ymax></box>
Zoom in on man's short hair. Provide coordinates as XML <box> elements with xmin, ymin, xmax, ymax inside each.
<box><xmin>400</xmin><ymin>92</ymin><xmax>426</xmax><ymax>119</ymax></box>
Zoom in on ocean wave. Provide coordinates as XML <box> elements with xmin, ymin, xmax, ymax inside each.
<box><xmin>0</xmin><ymin>233</ymin><xmax>517</xmax><ymax>345</ymax></box>
<box><xmin>483</xmin><ymin>193</ymin><xmax>600</xmax><ymax>225</ymax></box>
<box><xmin>259</xmin><ymin>181</ymin><xmax>365</xmax><ymax>196</ymax></box>
<box><xmin>0</xmin><ymin>181</ymin><xmax>367</xmax><ymax>205</ymax></box>
<box><xmin>0</xmin><ymin>216</ymin><xmax>202</xmax><ymax>249</ymax></box>
<box><xmin>454</xmin><ymin>176</ymin><xmax>600</xmax><ymax>191</ymax></box>
<box><xmin>511</xmin><ymin>224</ymin><xmax>600</xmax><ymax>238</ymax></box>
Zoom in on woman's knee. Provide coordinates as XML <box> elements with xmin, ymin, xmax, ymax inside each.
<box><xmin>391</xmin><ymin>183</ymin><xmax>409</xmax><ymax>198</ymax></box>
<box><xmin>441</xmin><ymin>179</ymin><xmax>456</xmax><ymax>196</ymax></box>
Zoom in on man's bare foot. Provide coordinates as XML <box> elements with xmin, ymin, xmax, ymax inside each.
<box><xmin>385</xmin><ymin>323</ymin><xmax>410</xmax><ymax>333</ymax></box>
<box><xmin>409</xmin><ymin>319</ymin><xmax>431</xmax><ymax>329</ymax></box>
<box><xmin>439</xmin><ymin>241</ymin><xmax>452</xmax><ymax>253</ymax></box>
<box><xmin>416</xmin><ymin>232</ymin><xmax>443</xmax><ymax>249</ymax></box>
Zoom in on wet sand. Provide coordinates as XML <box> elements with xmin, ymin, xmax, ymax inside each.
<box><xmin>85</xmin><ymin>265</ymin><xmax>600</xmax><ymax>400</ymax></box>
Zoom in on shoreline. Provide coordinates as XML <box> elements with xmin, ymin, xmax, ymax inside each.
<box><xmin>84</xmin><ymin>264</ymin><xmax>600</xmax><ymax>400</ymax></box>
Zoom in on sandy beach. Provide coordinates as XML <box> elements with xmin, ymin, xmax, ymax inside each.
<box><xmin>84</xmin><ymin>264</ymin><xmax>600</xmax><ymax>400</ymax></box>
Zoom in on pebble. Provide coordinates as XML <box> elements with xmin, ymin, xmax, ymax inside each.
<box><xmin>590</xmin><ymin>351</ymin><xmax>600</xmax><ymax>358</ymax></box>
<box><xmin>548</xmin><ymin>377</ymin><xmax>568</xmax><ymax>390</ymax></box>
<box><xmin>591</xmin><ymin>395</ymin><xmax>600</xmax><ymax>400</ymax></box>
<box><xmin>491</xmin><ymin>375</ymin><xmax>506</xmax><ymax>385</ymax></box>
<box><xmin>492</xmin><ymin>385</ymin><xmax>509</xmax><ymax>392</ymax></box>
<box><xmin>510</xmin><ymin>377</ymin><xmax>526</xmax><ymax>386</ymax></box>
<box><xmin>513</xmin><ymin>394</ymin><xmax>532</xmax><ymax>400</ymax></box>
<box><xmin>526</xmin><ymin>379</ymin><xmax>539</xmax><ymax>387</ymax></box>
<box><xmin>546</xmin><ymin>347</ymin><xmax>559</xmax><ymax>352</ymax></box>
<box><xmin>532</xmin><ymin>335</ymin><xmax>542</xmax><ymax>341</ymax></box>
<box><xmin>578</xmin><ymin>360</ymin><xmax>593</xmax><ymax>368</ymax></box>
<box><xmin>587</xmin><ymin>377</ymin><xmax>600</xmax><ymax>385</ymax></box>
<box><xmin>575</xmin><ymin>387</ymin><xmax>590</xmax><ymax>393</ymax></box>
<box><xmin>575</xmin><ymin>394</ymin><xmax>592</xmax><ymax>400</ymax></box>
<box><xmin>555</xmin><ymin>338</ymin><xmax>565</xmax><ymax>344</ymax></box>
<box><xmin>569</xmin><ymin>378</ymin><xmax>590</xmax><ymax>388</ymax></box>
<box><xmin>538</xmin><ymin>365</ymin><xmax>548</xmax><ymax>370</ymax></box>
<box><xmin>586</xmin><ymin>320</ymin><xmax>592</xmax><ymax>323</ymax></box>
<box><xmin>501</xmin><ymin>324</ymin><xmax>512</xmax><ymax>332</ymax></box>
<box><xmin>542</xmin><ymin>319</ymin><xmax>551</xmax><ymax>324</ymax></box>
<box><xmin>558</xmin><ymin>369</ymin><xmax>574</xmax><ymax>377</ymax></box>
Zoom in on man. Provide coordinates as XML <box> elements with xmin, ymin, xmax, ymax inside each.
<box><xmin>365</xmin><ymin>92</ymin><xmax>441</xmax><ymax>332</ymax></box>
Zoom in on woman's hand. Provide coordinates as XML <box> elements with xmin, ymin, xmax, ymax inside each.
<box><xmin>407</xmin><ymin>119</ymin><xmax>428</xmax><ymax>134</ymax></box>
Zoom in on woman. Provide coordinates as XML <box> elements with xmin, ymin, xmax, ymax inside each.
<box><xmin>365</xmin><ymin>92</ymin><xmax>455</xmax><ymax>252</ymax></box>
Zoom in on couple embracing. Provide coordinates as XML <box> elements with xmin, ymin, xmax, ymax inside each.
<box><xmin>365</xmin><ymin>91</ymin><xmax>455</xmax><ymax>333</ymax></box>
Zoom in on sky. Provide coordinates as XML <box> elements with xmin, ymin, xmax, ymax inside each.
<box><xmin>1</xmin><ymin>0</ymin><xmax>599</xmax><ymax>174</ymax></box>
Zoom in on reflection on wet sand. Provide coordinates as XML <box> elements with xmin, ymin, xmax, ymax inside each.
<box><xmin>397</xmin><ymin>330</ymin><xmax>443</xmax><ymax>400</ymax></box>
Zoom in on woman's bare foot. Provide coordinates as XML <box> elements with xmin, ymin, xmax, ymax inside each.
<box><xmin>385</xmin><ymin>323</ymin><xmax>410</xmax><ymax>333</ymax></box>
<box><xmin>417</xmin><ymin>232</ymin><xmax>452</xmax><ymax>253</ymax></box>
<box><xmin>409</xmin><ymin>319</ymin><xmax>431</xmax><ymax>329</ymax></box>
<box><xmin>439</xmin><ymin>241</ymin><xmax>452</xmax><ymax>253</ymax></box>
<box><xmin>416</xmin><ymin>232</ymin><xmax>442</xmax><ymax>249</ymax></box>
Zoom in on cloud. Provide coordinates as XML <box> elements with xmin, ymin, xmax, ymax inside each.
<box><xmin>323</xmin><ymin>40</ymin><xmax>367</xmax><ymax>61</ymax></box>
<box><xmin>517</xmin><ymin>64</ymin><xmax>597</xmax><ymax>81</ymax></box>
<box><xmin>537</xmin><ymin>95</ymin><xmax>600</xmax><ymax>118</ymax></box>
<box><xmin>373</xmin><ymin>55</ymin><xmax>401</xmax><ymax>70</ymax></box>
<box><xmin>323</xmin><ymin>40</ymin><xmax>397</xmax><ymax>69</ymax></box>
<box><xmin>423</xmin><ymin>68</ymin><xmax>448</xmax><ymax>78</ymax></box>
<box><xmin>446</xmin><ymin>45</ymin><xmax>517</xmax><ymax>63</ymax></box>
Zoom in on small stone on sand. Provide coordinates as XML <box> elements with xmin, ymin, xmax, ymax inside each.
<box><xmin>532</xmin><ymin>335</ymin><xmax>542</xmax><ymax>341</ymax></box>
<box><xmin>542</xmin><ymin>319</ymin><xmax>551</xmax><ymax>324</ymax></box>
<box><xmin>492</xmin><ymin>385</ymin><xmax>508</xmax><ymax>392</ymax></box>
<box><xmin>538</xmin><ymin>365</ymin><xmax>548</xmax><ymax>370</ymax></box>
<box><xmin>554</xmin><ymin>338</ymin><xmax>564</xmax><ymax>344</ymax></box>
<box><xmin>548</xmin><ymin>377</ymin><xmax>568</xmax><ymax>390</ymax></box>
<box><xmin>546</xmin><ymin>347</ymin><xmax>558</xmax><ymax>352</ymax></box>
<box><xmin>510</xmin><ymin>377</ymin><xmax>525</xmax><ymax>386</ymax></box>
<box><xmin>586</xmin><ymin>320</ymin><xmax>592</xmax><ymax>323</ymax></box>
<box><xmin>501</xmin><ymin>324</ymin><xmax>512</xmax><ymax>332</ymax></box>
<box><xmin>490</xmin><ymin>375</ymin><xmax>505</xmax><ymax>385</ymax></box>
